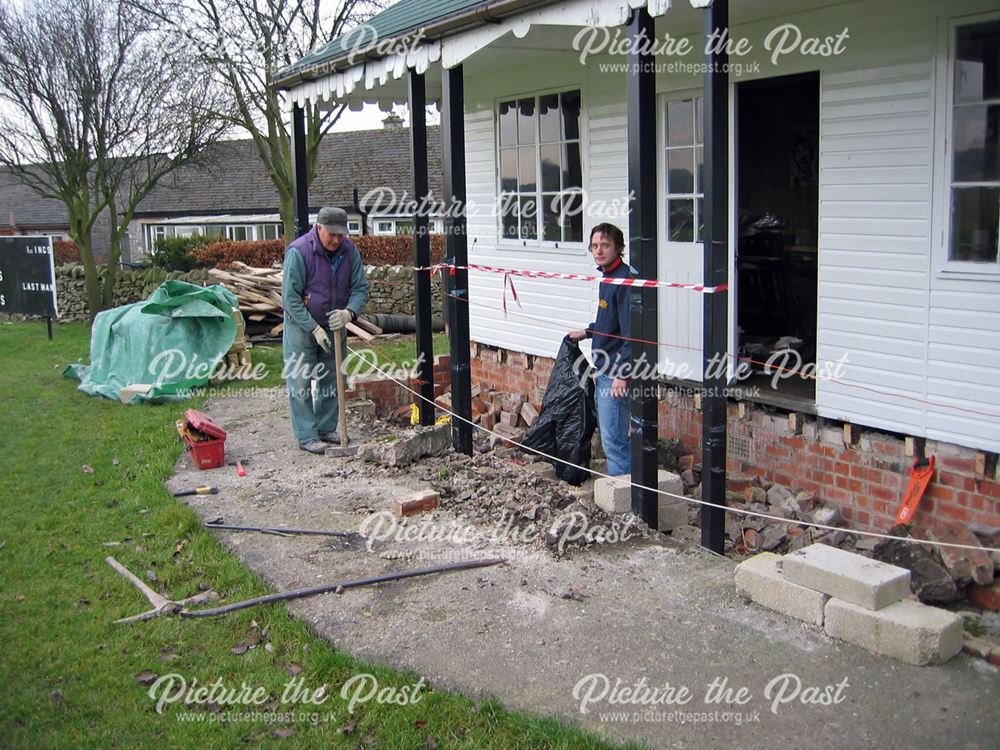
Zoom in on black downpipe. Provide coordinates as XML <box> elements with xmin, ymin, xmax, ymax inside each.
<box><xmin>442</xmin><ymin>64</ymin><xmax>473</xmax><ymax>455</ymax></box>
<box><xmin>291</xmin><ymin>103</ymin><xmax>310</xmax><ymax>239</ymax></box>
<box><xmin>626</xmin><ymin>8</ymin><xmax>659</xmax><ymax>528</ymax></box>
<box><xmin>409</xmin><ymin>70</ymin><xmax>436</xmax><ymax>426</ymax></box>
<box><xmin>701</xmin><ymin>0</ymin><xmax>730</xmax><ymax>554</ymax></box>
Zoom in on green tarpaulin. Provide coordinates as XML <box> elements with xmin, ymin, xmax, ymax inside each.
<box><xmin>64</xmin><ymin>280</ymin><xmax>239</xmax><ymax>403</ymax></box>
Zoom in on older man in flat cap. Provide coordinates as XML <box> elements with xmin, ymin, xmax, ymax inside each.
<box><xmin>280</xmin><ymin>207</ymin><xmax>369</xmax><ymax>454</ymax></box>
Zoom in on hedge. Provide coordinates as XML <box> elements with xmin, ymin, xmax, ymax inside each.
<box><xmin>194</xmin><ymin>240</ymin><xmax>286</xmax><ymax>268</ymax></box>
<box><xmin>53</xmin><ymin>240</ymin><xmax>80</xmax><ymax>264</ymax></box>
<box><xmin>193</xmin><ymin>234</ymin><xmax>446</xmax><ymax>269</ymax></box>
<box><xmin>354</xmin><ymin>234</ymin><xmax>445</xmax><ymax>266</ymax></box>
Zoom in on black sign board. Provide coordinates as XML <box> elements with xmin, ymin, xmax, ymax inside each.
<box><xmin>0</xmin><ymin>236</ymin><xmax>58</xmax><ymax>318</ymax></box>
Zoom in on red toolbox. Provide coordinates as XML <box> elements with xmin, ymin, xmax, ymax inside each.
<box><xmin>180</xmin><ymin>408</ymin><xmax>227</xmax><ymax>470</ymax></box>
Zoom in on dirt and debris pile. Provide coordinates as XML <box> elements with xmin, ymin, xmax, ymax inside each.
<box><xmin>391</xmin><ymin>450</ymin><xmax>657</xmax><ymax>554</ymax></box>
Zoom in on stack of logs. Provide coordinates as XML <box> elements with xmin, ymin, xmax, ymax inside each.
<box><xmin>208</xmin><ymin>263</ymin><xmax>284</xmax><ymax>338</ymax></box>
<box><xmin>208</xmin><ymin>262</ymin><xmax>381</xmax><ymax>342</ymax></box>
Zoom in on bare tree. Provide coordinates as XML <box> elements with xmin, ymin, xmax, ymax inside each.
<box><xmin>134</xmin><ymin>0</ymin><xmax>384</xmax><ymax>241</ymax></box>
<box><xmin>0</xmin><ymin>0</ymin><xmax>231</xmax><ymax>318</ymax></box>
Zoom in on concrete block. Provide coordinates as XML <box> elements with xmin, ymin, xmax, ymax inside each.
<box><xmin>782</xmin><ymin>543</ymin><xmax>910</xmax><ymax>610</ymax></box>
<box><xmin>657</xmin><ymin>469</ymin><xmax>684</xmax><ymax>498</ymax></box>
<box><xmin>824</xmin><ymin>598</ymin><xmax>963</xmax><ymax>666</ymax></box>
<box><xmin>735</xmin><ymin>552</ymin><xmax>828</xmax><ymax>626</ymax></box>
<box><xmin>360</xmin><ymin>424</ymin><xmax>451</xmax><ymax>467</ymax></box>
<box><xmin>595</xmin><ymin>470</ymin><xmax>684</xmax><ymax>516</ymax></box>
<box><xmin>348</xmin><ymin>399</ymin><xmax>376</xmax><ymax>418</ymax></box>
<box><xmin>657</xmin><ymin>497</ymin><xmax>688</xmax><ymax>531</ymax></box>
<box><xmin>594</xmin><ymin>475</ymin><xmax>630</xmax><ymax>513</ymax></box>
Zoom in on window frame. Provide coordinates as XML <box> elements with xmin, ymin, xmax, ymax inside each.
<box><xmin>226</xmin><ymin>225</ymin><xmax>252</xmax><ymax>241</ymax></box>
<box><xmin>148</xmin><ymin>224</ymin><xmax>169</xmax><ymax>250</ymax></box>
<box><xmin>658</xmin><ymin>91</ymin><xmax>705</xmax><ymax>245</ymax></box>
<box><xmin>933</xmin><ymin>10</ymin><xmax>1000</xmax><ymax>280</ymax></box>
<box><xmin>256</xmin><ymin>223</ymin><xmax>280</xmax><ymax>240</ymax></box>
<box><xmin>494</xmin><ymin>85</ymin><xmax>586</xmax><ymax>252</ymax></box>
<box><xmin>656</xmin><ymin>88</ymin><xmax>705</xmax><ymax>247</ymax></box>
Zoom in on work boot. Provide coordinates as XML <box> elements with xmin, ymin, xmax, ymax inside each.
<box><xmin>318</xmin><ymin>432</ymin><xmax>341</xmax><ymax>445</ymax></box>
<box><xmin>298</xmin><ymin>439</ymin><xmax>327</xmax><ymax>455</ymax></box>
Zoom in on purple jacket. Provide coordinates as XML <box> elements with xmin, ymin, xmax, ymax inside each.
<box><xmin>283</xmin><ymin>227</ymin><xmax>359</xmax><ymax>330</ymax></box>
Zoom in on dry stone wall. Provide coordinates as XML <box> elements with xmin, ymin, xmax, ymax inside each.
<box><xmin>18</xmin><ymin>264</ymin><xmax>440</xmax><ymax>322</ymax></box>
<box><xmin>53</xmin><ymin>265</ymin><xmax>214</xmax><ymax>321</ymax></box>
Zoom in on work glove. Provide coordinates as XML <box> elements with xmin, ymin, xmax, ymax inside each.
<box><xmin>327</xmin><ymin>309</ymin><xmax>352</xmax><ymax>331</ymax></box>
<box><xmin>312</xmin><ymin>325</ymin><xmax>331</xmax><ymax>352</ymax></box>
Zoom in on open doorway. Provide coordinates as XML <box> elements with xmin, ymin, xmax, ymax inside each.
<box><xmin>735</xmin><ymin>72</ymin><xmax>819</xmax><ymax>404</ymax></box>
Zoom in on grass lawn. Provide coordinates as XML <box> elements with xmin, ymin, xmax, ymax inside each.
<box><xmin>0</xmin><ymin>321</ymin><xmax>631</xmax><ymax>749</ymax></box>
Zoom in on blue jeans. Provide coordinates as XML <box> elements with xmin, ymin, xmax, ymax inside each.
<box><xmin>595</xmin><ymin>373</ymin><xmax>631</xmax><ymax>477</ymax></box>
<box><xmin>282</xmin><ymin>324</ymin><xmax>344</xmax><ymax>444</ymax></box>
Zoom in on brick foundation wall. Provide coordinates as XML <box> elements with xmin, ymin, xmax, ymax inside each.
<box><xmin>470</xmin><ymin>341</ymin><xmax>554</xmax><ymax>408</ymax></box>
<box><xmin>346</xmin><ymin>353</ymin><xmax>452</xmax><ymax>417</ymax></box>
<box><xmin>469</xmin><ymin>340</ymin><xmax>1000</xmax><ymax>533</ymax></box>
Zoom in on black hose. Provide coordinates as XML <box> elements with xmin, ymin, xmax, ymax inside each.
<box><xmin>181</xmin><ymin>558</ymin><xmax>505</xmax><ymax>618</ymax></box>
<box><xmin>363</xmin><ymin>313</ymin><xmax>445</xmax><ymax>333</ymax></box>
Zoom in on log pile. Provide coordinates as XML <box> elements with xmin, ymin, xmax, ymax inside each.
<box><xmin>208</xmin><ymin>262</ymin><xmax>383</xmax><ymax>342</ymax></box>
<box><xmin>208</xmin><ymin>263</ymin><xmax>285</xmax><ymax>337</ymax></box>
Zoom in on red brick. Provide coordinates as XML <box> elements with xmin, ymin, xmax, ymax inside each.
<box><xmin>870</xmin><ymin>484</ymin><xmax>897</xmax><ymax>502</ymax></box>
<box><xmin>824</xmin><ymin>487</ymin><xmax>851</xmax><ymax>504</ymax></box>
<box><xmin>939</xmin><ymin>504</ymin><xmax>972</xmax><ymax>522</ymax></box>
<box><xmin>922</xmin><ymin>520</ymin><xmax>994</xmax><ymax>585</ymax></box>
<box><xmin>936</xmin><ymin>454</ymin><xmax>977</xmax><ymax>476</ymax></box>
<box><xmin>520</xmin><ymin>401</ymin><xmax>539</xmax><ymax>427</ymax></box>
<box><xmin>840</xmin><ymin>450</ymin><xmax>863</xmax><ymax>465</ymax></box>
<box><xmin>870</xmin><ymin>439</ymin><xmax>904</xmax><ymax>458</ymax></box>
<box><xmin>727</xmin><ymin>473</ymin><xmax>754</xmax><ymax>494</ymax></box>
<box><xmin>926</xmin><ymin>484</ymin><xmax>956</xmax><ymax>502</ymax></box>
<box><xmin>967</xmin><ymin>579</ymin><xmax>1000</xmax><ymax>611</ymax></box>
<box><xmin>393</xmin><ymin>489</ymin><xmax>439</xmax><ymax>517</ymax></box>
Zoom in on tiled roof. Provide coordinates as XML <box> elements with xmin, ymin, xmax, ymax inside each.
<box><xmin>0</xmin><ymin>169</ymin><xmax>71</xmax><ymax>228</ymax></box>
<box><xmin>0</xmin><ymin>125</ymin><xmax>442</xmax><ymax>233</ymax></box>
<box><xmin>133</xmin><ymin>125</ymin><xmax>442</xmax><ymax>216</ymax></box>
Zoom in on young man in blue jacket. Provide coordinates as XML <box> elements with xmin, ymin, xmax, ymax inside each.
<box><xmin>281</xmin><ymin>206</ymin><xmax>369</xmax><ymax>454</ymax></box>
<box><xmin>570</xmin><ymin>223</ymin><xmax>633</xmax><ymax>477</ymax></box>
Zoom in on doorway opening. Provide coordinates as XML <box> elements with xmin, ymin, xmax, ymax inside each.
<box><xmin>735</xmin><ymin>72</ymin><xmax>820</xmax><ymax>405</ymax></box>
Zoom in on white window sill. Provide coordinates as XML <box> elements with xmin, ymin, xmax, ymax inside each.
<box><xmin>938</xmin><ymin>262</ymin><xmax>1000</xmax><ymax>281</ymax></box>
<box><xmin>494</xmin><ymin>240</ymin><xmax>588</xmax><ymax>256</ymax></box>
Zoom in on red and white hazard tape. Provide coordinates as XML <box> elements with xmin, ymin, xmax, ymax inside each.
<box><xmin>428</xmin><ymin>262</ymin><xmax>728</xmax><ymax>293</ymax></box>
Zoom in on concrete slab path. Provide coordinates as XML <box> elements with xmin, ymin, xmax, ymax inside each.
<box><xmin>171</xmin><ymin>390</ymin><xmax>1000</xmax><ymax>749</ymax></box>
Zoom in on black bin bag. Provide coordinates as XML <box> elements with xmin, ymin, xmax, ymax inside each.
<box><xmin>519</xmin><ymin>335</ymin><xmax>597</xmax><ymax>486</ymax></box>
